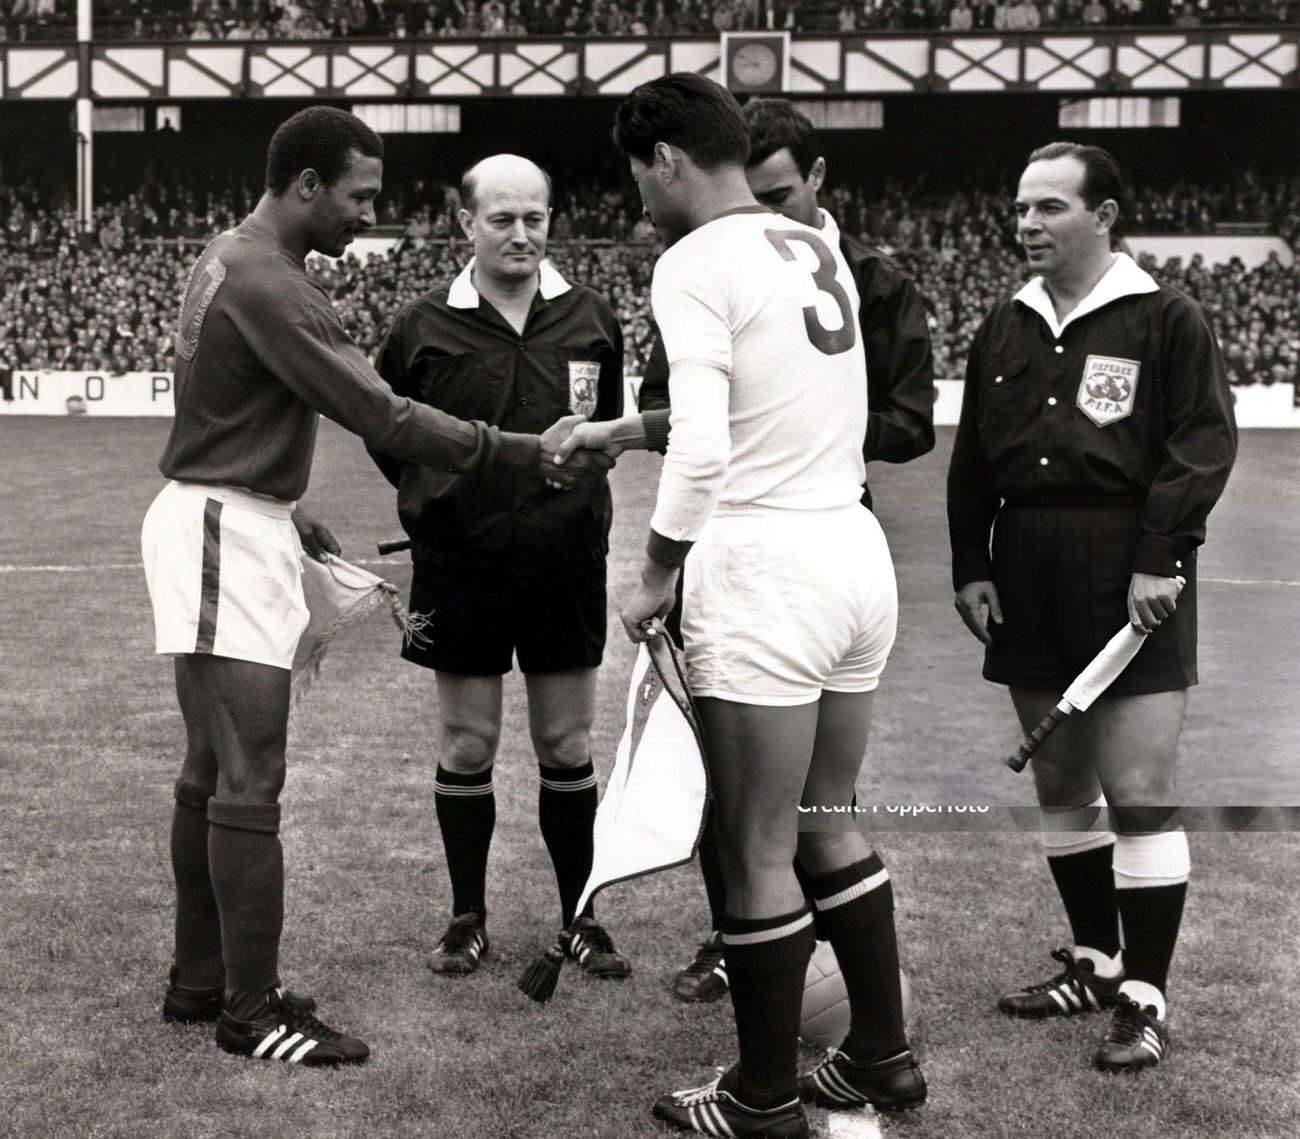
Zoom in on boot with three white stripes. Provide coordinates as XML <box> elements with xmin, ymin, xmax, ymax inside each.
<box><xmin>1094</xmin><ymin>994</ymin><xmax>1169</xmax><ymax>1072</ymax></box>
<box><xmin>798</xmin><ymin>1047</ymin><xmax>927</xmax><ymax>1111</ymax></box>
<box><xmin>653</xmin><ymin>1065</ymin><xmax>809</xmax><ymax>1138</ymax></box>
<box><xmin>215</xmin><ymin>988</ymin><xmax>369</xmax><ymax>1067</ymax></box>
<box><xmin>559</xmin><ymin>915</ymin><xmax>632</xmax><ymax>979</ymax></box>
<box><xmin>997</xmin><ymin>947</ymin><xmax>1123</xmax><ymax>1019</ymax></box>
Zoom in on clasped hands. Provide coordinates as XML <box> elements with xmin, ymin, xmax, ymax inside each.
<box><xmin>539</xmin><ymin>415</ymin><xmax>625</xmax><ymax>490</ymax></box>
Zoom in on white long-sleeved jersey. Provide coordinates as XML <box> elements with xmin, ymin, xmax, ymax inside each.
<box><xmin>649</xmin><ymin>208</ymin><xmax>869</xmax><ymax>546</ymax></box>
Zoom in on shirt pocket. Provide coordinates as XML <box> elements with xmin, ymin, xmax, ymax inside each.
<box><xmin>978</xmin><ymin>356</ymin><xmax>1031</xmax><ymax>430</ymax></box>
<box><xmin>556</xmin><ymin>346</ymin><xmax>609</xmax><ymax>419</ymax></box>
<box><xmin>414</xmin><ymin>351</ymin><xmax>502</xmax><ymax>420</ymax></box>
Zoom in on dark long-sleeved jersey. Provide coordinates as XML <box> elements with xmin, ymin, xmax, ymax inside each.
<box><xmin>371</xmin><ymin>259</ymin><xmax>624</xmax><ymax>569</ymax></box>
<box><xmin>160</xmin><ymin>215</ymin><xmax>536</xmax><ymax>501</ymax></box>
<box><xmin>637</xmin><ymin>211</ymin><xmax>935</xmax><ymax>508</ymax></box>
<box><xmin>948</xmin><ymin>254</ymin><xmax>1237</xmax><ymax>588</ymax></box>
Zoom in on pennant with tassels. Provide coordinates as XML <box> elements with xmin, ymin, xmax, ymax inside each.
<box><xmin>517</xmin><ymin>619</ymin><xmax>710</xmax><ymax>1003</ymax></box>
<box><xmin>291</xmin><ymin>552</ymin><xmax>431</xmax><ymax>702</ymax></box>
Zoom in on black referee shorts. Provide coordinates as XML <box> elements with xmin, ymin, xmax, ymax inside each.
<box><xmin>402</xmin><ymin>556</ymin><xmax>607</xmax><ymax>676</ymax></box>
<box><xmin>984</xmin><ymin>502</ymin><xmax>1197</xmax><ymax>696</ymax></box>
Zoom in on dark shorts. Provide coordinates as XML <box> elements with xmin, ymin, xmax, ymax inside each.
<box><xmin>402</xmin><ymin>556</ymin><xmax>607</xmax><ymax>676</ymax></box>
<box><xmin>984</xmin><ymin>503</ymin><xmax>1197</xmax><ymax>696</ymax></box>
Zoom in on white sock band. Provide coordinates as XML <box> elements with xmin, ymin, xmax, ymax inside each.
<box><xmin>1040</xmin><ymin>796</ymin><xmax>1114</xmax><ymax>855</ymax></box>
<box><xmin>1113</xmin><ymin>829</ymin><xmax>1190</xmax><ymax>889</ymax></box>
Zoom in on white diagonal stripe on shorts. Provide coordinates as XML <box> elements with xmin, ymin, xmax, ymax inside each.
<box><xmin>813</xmin><ymin>868</ymin><xmax>890</xmax><ymax>911</ymax></box>
<box><xmin>252</xmin><ymin>1025</ymin><xmax>286</xmax><ymax>1058</ymax></box>
<box><xmin>271</xmin><ymin>1032</ymin><xmax>304</xmax><ymax>1059</ymax></box>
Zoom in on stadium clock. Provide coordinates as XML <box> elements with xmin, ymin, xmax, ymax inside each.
<box><xmin>722</xmin><ymin>32</ymin><xmax>790</xmax><ymax>94</ymax></box>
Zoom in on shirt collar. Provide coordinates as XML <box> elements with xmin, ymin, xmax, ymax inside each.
<box><xmin>1013</xmin><ymin>252</ymin><xmax>1159</xmax><ymax>339</ymax></box>
<box><xmin>816</xmin><ymin>207</ymin><xmax>841</xmax><ymax>241</ymax></box>
<box><xmin>447</xmin><ymin>257</ymin><xmax>572</xmax><ymax>310</ymax></box>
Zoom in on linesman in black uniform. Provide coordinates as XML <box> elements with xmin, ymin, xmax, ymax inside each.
<box><xmin>948</xmin><ymin>142</ymin><xmax>1236</xmax><ymax>1072</ymax></box>
<box><xmin>371</xmin><ymin>154</ymin><xmax>633</xmax><ymax>982</ymax></box>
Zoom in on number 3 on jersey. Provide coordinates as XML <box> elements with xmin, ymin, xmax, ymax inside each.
<box><xmin>763</xmin><ymin>229</ymin><xmax>857</xmax><ymax>356</ymax></box>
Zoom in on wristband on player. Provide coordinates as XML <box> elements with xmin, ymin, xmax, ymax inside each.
<box><xmin>647</xmin><ymin>529</ymin><xmax>693</xmax><ymax>569</ymax></box>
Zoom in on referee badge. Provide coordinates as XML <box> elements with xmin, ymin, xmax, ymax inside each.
<box><xmin>1077</xmin><ymin>355</ymin><xmax>1139</xmax><ymax>427</ymax></box>
<box><xmin>568</xmin><ymin>360</ymin><xmax>600</xmax><ymax>417</ymax></box>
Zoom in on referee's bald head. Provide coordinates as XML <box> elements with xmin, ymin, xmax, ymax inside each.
<box><xmin>460</xmin><ymin>155</ymin><xmax>552</xmax><ymax>217</ymax></box>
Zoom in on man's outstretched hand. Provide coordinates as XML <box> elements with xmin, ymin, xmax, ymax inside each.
<box><xmin>554</xmin><ymin>420</ymin><xmax>626</xmax><ymax>464</ymax></box>
<box><xmin>540</xmin><ymin>414</ymin><xmax>618</xmax><ymax>490</ymax></box>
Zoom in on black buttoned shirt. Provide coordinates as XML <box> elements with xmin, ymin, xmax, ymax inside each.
<box><xmin>948</xmin><ymin>258</ymin><xmax>1236</xmax><ymax>589</ymax></box>
<box><xmin>370</xmin><ymin>260</ymin><xmax>624</xmax><ymax>570</ymax></box>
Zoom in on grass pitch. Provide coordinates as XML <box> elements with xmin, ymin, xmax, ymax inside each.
<box><xmin>1</xmin><ymin>418</ymin><xmax>1298</xmax><ymax>1138</ymax></box>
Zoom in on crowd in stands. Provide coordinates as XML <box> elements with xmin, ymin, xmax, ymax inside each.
<box><xmin>5</xmin><ymin>0</ymin><xmax>1298</xmax><ymax>42</ymax></box>
<box><xmin>2</xmin><ymin>175</ymin><xmax>1298</xmax><ymax>390</ymax></box>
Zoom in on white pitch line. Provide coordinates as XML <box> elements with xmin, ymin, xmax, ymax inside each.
<box><xmin>826</xmin><ymin>1109</ymin><xmax>883</xmax><ymax>1139</ymax></box>
<box><xmin>2</xmin><ymin>562</ymin><xmax>1300</xmax><ymax>588</ymax></box>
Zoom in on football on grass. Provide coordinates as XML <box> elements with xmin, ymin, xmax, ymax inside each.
<box><xmin>801</xmin><ymin>940</ymin><xmax>913</xmax><ymax>1051</ymax></box>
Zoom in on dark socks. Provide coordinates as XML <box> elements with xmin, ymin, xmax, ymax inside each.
<box><xmin>1047</xmin><ymin>842</ymin><xmax>1121</xmax><ymax>958</ymax></box>
<box><xmin>207</xmin><ymin>799</ymin><xmax>283</xmax><ymax>1021</ymax></box>
<box><xmin>806</xmin><ymin>854</ymin><xmax>908</xmax><ymax>1063</ymax></box>
<box><xmin>434</xmin><ymin>765</ymin><xmax>495</xmax><ymax>917</ymax></box>
<box><xmin>170</xmin><ymin>779</ymin><xmax>223</xmax><ymax>990</ymax></box>
<box><xmin>720</xmin><ymin>907</ymin><xmax>816</xmax><ymax>1108</ymax></box>
<box><xmin>538</xmin><ymin>762</ymin><xmax>597</xmax><ymax>926</ymax></box>
<box><xmin>1117</xmin><ymin>883</ymin><xmax>1188</xmax><ymax>995</ymax></box>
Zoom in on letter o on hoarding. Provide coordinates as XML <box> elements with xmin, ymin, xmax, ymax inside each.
<box><xmin>85</xmin><ymin>375</ymin><xmax>105</xmax><ymax>401</ymax></box>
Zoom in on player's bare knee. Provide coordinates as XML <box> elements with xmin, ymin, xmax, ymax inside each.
<box><xmin>530</xmin><ymin>725</ymin><xmax>590</xmax><ymax>769</ymax></box>
<box><xmin>216</xmin><ymin>759</ymin><xmax>285</xmax><ymax>805</ymax></box>
<box><xmin>441</xmin><ymin>726</ymin><xmax>498</xmax><ymax>774</ymax></box>
<box><xmin>1110</xmin><ymin>804</ymin><xmax>1180</xmax><ymax>834</ymax></box>
<box><xmin>796</xmin><ymin>831</ymin><xmax>867</xmax><ymax>875</ymax></box>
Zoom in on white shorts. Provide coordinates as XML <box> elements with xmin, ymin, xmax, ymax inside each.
<box><xmin>141</xmin><ymin>480</ymin><xmax>309</xmax><ymax>670</ymax></box>
<box><xmin>681</xmin><ymin>505</ymin><xmax>897</xmax><ymax>707</ymax></box>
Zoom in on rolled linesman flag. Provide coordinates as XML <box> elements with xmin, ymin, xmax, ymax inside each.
<box><xmin>518</xmin><ymin>619</ymin><xmax>710</xmax><ymax>1002</ymax></box>
<box><xmin>1004</xmin><ymin>576</ymin><xmax>1187</xmax><ymax>772</ymax></box>
<box><xmin>291</xmin><ymin>553</ymin><xmax>430</xmax><ymax>702</ymax></box>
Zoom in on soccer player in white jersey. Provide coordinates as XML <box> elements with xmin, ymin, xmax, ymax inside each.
<box><xmin>559</xmin><ymin>74</ymin><xmax>926</xmax><ymax>1138</ymax></box>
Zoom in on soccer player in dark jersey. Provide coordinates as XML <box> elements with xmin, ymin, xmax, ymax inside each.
<box><xmin>143</xmin><ymin>106</ymin><xmax>608</xmax><ymax>1066</ymax></box>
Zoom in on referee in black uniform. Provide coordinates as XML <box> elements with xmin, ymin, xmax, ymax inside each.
<box><xmin>948</xmin><ymin>142</ymin><xmax>1236</xmax><ymax>1072</ymax></box>
<box><xmin>370</xmin><ymin>154</ymin><xmax>632</xmax><ymax>982</ymax></box>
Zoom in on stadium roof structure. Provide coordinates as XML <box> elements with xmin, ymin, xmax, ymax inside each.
<box><xmin>0</xmin><ymin>29</ymin><xmax>1295</xmax><ymax>102</ymax></box>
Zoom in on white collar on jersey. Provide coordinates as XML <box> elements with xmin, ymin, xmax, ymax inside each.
<box><xmin>814</xmin><ymin>207</ymin><xmax>841</xmax><ymax>241</ymax></box>
<box><xmin>1013</xmin><ymin>251</ymin><xmax>1159</xmax><ymax>339</ymax></box>
<box><xmin>447</xmin><ymin>257</ymin><xmax>572</xmax><ymax>310</ymax></box>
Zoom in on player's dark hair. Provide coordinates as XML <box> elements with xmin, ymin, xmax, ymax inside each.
<box><xmin>460</xmin><ymin>158</ymin><xmax>553</xmax><ymax>215</ymax></box>
<box><xmin>743</xmin><ymin>98</ymin><xmax>818</xmax><ymax>180</ymax></box>
<box><xmin>265</xmin><ymin>107</ymin><xmax>384</xmax><ymax>196</ymax></box>
<box><xmin>613</xmin><ymin>74</ymin><xmax>750</xmax><ymax>171</ymax></box>
<box><xmin>1027</xmin><ymin>141</ymin><xmax>1123</xmax><ymax>211</ymax></box>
